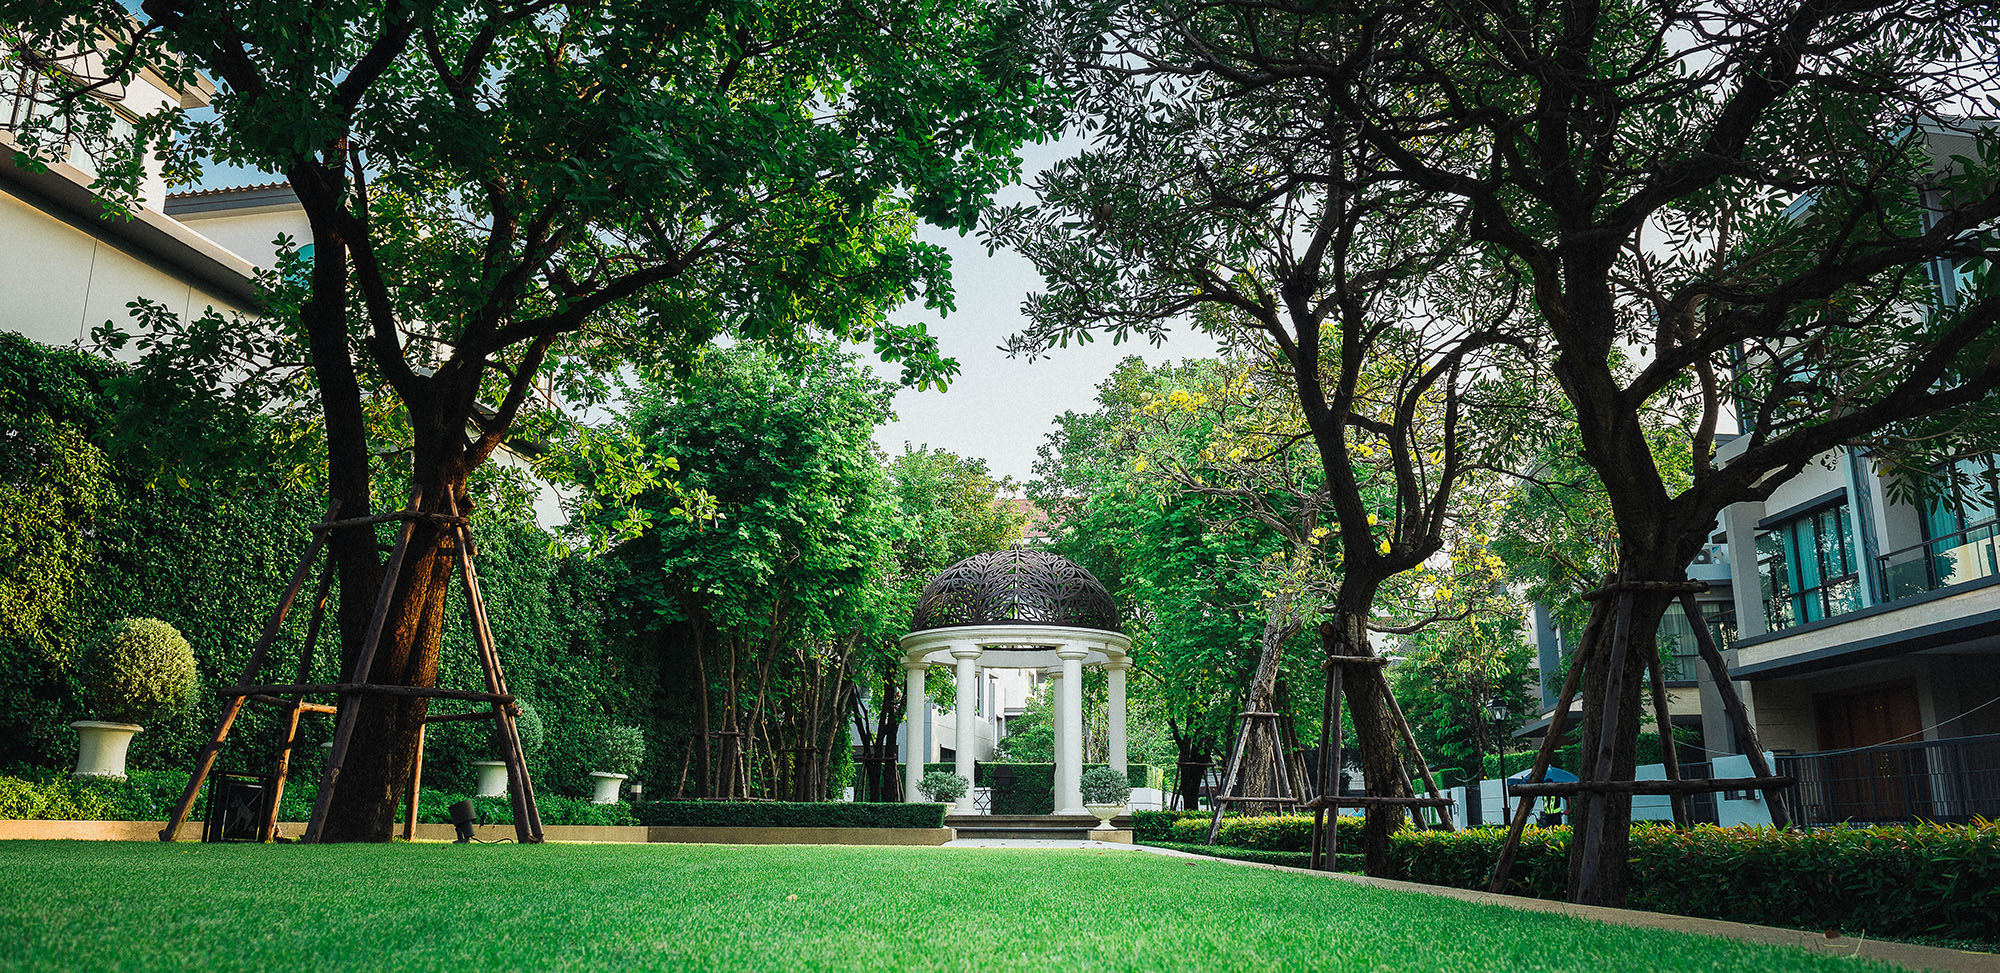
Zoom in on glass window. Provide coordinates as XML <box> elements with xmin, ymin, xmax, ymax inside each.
<box><xmin>1758</xmin><ymin>499</ymin><xmax>1860</xmax><ymax>631</ymax></box>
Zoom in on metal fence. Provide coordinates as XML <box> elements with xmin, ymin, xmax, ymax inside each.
<box><xmin>1774</xmin><ymin>732</ymin><xmax>2000</xmax><ymax>825</ymax></box>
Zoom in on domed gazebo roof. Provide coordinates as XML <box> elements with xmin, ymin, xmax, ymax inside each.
<box><xmin>909</xmin><ymin>550</ymin><xmax>1120</xmax><ymax>633</ymax></box>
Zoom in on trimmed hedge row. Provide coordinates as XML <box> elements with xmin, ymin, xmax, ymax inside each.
<box><xmin>1148</xmin><ymin>840</ymin><xmax>1363</xmax><ymax>872</ymax></box>
<box><xmin>1166</xmin><ymin>813</ymin><xmax>1367</xmax><ymax>852</ymax></box>
<box><xmin>1388</xmin><ymin>823</ymin><xmax>2000</xmax><ymax>942</ymax></box>
<box><xmin>637</xmin><ymin>800</ymin><xmax>947</xmax><ymax>829</ymax></box>
<box><xmin>1130</xmin><ymin>809</ymin><xmax>1208</xmax><ymax>842</ymax></box>
<box><xmin>0</xmin><ymin>771</ymin><xmax>636</xmax><ymax>828</ymax></box>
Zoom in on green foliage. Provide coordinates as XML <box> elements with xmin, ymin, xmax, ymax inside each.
<box><xmin>1079</xmin><ymin>766</ymin><xmax>1132</xmax><ymax>805</ymax></box>
<box><xmin>1128</xmin><ymin>809</ymin><xmax>1209</xmax><ymax>843</ymax></box>
<box><xmin>501</xmin><ymin>701</ymin><xmax>546</xmax><ymax>765</ymax></box>
<box><xmin>415</xmin><ymin>793</ymin><xmax>639</xmax><ymax>828</ymax></box>
<box><xmin>1166</xmin><ymin>813</ymin><xmax>1367</xmax><ymax>852</ymax></box>
<box><xmin>917</xmin><ymin>771</ymin><xmax>968</xmax><ymax>803</ymax></box>
<box><xmin>76</xmin><ymin>619</ymin><xmax>197</xmax><ymax>726</ymax></box>
<box><xmin>1388</xmin><ymin>823</ymin><xmax>2000</xmax><ymax>942</ymax></box>
<box><xmin>1389</xmin><ymin>616</ymin><xmax>1539</xmax><ymax>787</ymax></box>
<box><xmin>637</xmin><ymin>801</ymin><xmax>947</xmax><ymax>829</ymax></box>
<box><xmin>1145</xmin><ymin>841</ymin><xmax>1363</xmax><ymax>872</ymax></box>
<box><xmin>593</xmin><ymin>725</ymin><xmax>645</xmax><ymax>778</ymax></box>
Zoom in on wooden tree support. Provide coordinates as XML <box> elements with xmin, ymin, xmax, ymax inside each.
<box><xmin>160</xmin><ymin>490</ymin><xmax>546</xmax><ymax>844</ymax></box>
<box><xmin>1486</xmin><ymin>579</ymin><xmax>1796</xmax><ymax>899</ymax></box>
<box><xmin>1307</xmin><ymin>651</ymin><xmax>1456</xmax><ymax>873</ymax></box>
<box><xmin>1202</xmin><ymin>708</ymin><xmax>1314</xmax><ymax>846</ymax></box>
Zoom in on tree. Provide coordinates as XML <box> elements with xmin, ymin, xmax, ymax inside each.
<box><xmin>1388</xmin><ymin>616</ymin><xmax>1537</xmax><ymax>791</ymax></box>
<box><xmin>1052</xmin><ymin>0</ymin><xmax>2000</xmax><ymax>906</ymax></box>
<box><xmin>11</xmin><ymin>0</ymin><xmax>1050</xmax><ymax>838</ymax></box>
<box><xmin>614</xmin><ymin>346</ymin><xmax>896</xmax><ymax>800</ymax></box>
<box><xmin>994</xmin><ymin>17</ymin><xmax>1538</xmax><ymax>870</ymax></box>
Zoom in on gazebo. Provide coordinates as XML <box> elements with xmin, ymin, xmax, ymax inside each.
<box><xmin>900</xmin><ymin>550</ymin><xmax>1132</xmax><ymax>815</ymax></box>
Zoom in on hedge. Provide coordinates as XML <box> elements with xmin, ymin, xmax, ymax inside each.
<box><xmin>0</xmin><ymin>771</ymin><xmax>636</xmax><ymax>828</ymax></box>
<box><xmin>637</xmin><ymin>800</ymin><xmax>947</xmax><ymax>829</ymax></box>
<box><xmin>1388</xmin><ymin>823</ymin><xmax>2000</xmax><ymax>943</ymax></box>
<box><xmin>1130</xmin><ymin>808</ymin><xmax>1209</xmax><ymax>842</ymax></box>
<box><xmin>1147</xmin><ymin>840</ymin><xmax>1363</xmax><ymax>872</ymax></box>
<box><xmin>1164</xmin><ymin>813</ymin><xmax>1368</xmax><ymax>852</ymax></box>
<box><xmin>911</xmin><ymin>762</ymin><xmax>1149</xmax><ymax>815</ymax></box>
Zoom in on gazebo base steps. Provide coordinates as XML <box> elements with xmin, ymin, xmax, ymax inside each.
<box><xmin>945</xmin><ymin>814</ymin><xmax>1128</xmax><ymax>841</ymax></box>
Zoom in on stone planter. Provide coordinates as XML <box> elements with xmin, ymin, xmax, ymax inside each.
<box><xmin>1085</xmin><ymin>802</ymin><xmax>1125</xmax><ymax>831</ymax></box>
<box><xmin>72</xmin><ymin>721</ymin><xmax>142</xmax><ymax>779</ymax></box>
<box><xmin>590</xmin><ymin>772</ymin><xmax>628</xmax><ymax>805</ymax></box>
<box><xmin>472</xmin><ymin>760</ymin><xmax>509</xmax><ymax>797</ymax></box>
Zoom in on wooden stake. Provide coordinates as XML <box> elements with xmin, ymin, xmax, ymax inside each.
<box><xmin>306</xmin><ymin>488</ymin><xmax>425</xmax><ymax>843</ymax></box>
<box><xmin>161</xmin><ymin>501</ymin><xmax>336</xmax><ymax>841</ymax></box>
<box><xmin>1680</xmin><ymin>592</ymin><xmax>1791</xmax><ymax>827</ymax></box>
<box><xmin>1646</xmin><ymin>653</ymin><xmax>1689</xmax><ymax>827</ymax></box>
<box><xmin>1488</xmin><ymin>604</ymin><xmax>1605</xmax><ymax>892</ymax></box>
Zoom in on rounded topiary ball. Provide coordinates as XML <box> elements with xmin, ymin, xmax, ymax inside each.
<box><xmin>492</xmin><ymin>699</ymin><xmax>546</xmax><ymax>762</ymax></box>
<box><xmin>79</xmin><ymin>618</ymin><xmax>198</xmax><ymax>726</ymax></box>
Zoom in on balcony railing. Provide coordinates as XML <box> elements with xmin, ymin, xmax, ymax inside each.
<box><xmin>1876</xmin><ymin>518</ymin><xmax>2000</xmax><ymax>602</ymax></box>
<box><xmin>1773</xmin><ymin>733</ymin><xmax>2000</xmax><ymax>825</ymax></box>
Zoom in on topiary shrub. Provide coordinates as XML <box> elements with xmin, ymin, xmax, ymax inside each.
<box><xmin>594</xmin><ymin>724</ymin><xmax>644</xmax><ymax>777</ymax></box>
<box><xmin>77</xmin><ymin>618</ymin><xmax>197</xmax><ymax>726</ymax></box>
<box><xmin>493</xmin><ymin>699</ymin><xmax>545</xmax><ymax>765</ymax></box>
<box><xmin>1080</xmin><ymin>766</ymin><xmax>1132</xmax><ymax>805</ymax></box>
<box><xmin>918</xmin><ymin>770</ymin><xmax>968</xmax><ymax>803</ymax></box>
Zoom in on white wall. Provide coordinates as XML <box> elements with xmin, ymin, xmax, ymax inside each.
<box><xmin>175</xmin><ymin>207</ymin><xmax>313</xmax><ymax>271</ymax></box>
<box><xmin>0</xmin><ymin>191</ymin><xmax>248</xmax><ymax>350</ymax></box>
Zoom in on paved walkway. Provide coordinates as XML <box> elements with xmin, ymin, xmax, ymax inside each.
<box><xmin>1124</xmin><ymin>844</ymin><xmax>1999</xmax><ymax>972</ymax></box>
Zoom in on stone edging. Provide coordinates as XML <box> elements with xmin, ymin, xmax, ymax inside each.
<box><xmin>0</xmin><ymin>820</ymin><xmax>954</xmax><ymax>847</ymax></box>
<box><xmin>1129</xmin><ymin>844</ymin><xmax>1998</xmax><ymax>973</ymax></box>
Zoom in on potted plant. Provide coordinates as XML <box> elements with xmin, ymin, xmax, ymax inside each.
<box><xmin>1080</xmin><ymin>767</ymin><xmax>1132</xmax><ymax>831</ymax></box>
<box><xmin>917</xmin><ymin>770</ymin><xmax>969</xmax><ymax>805</ymax></box>
<box><xmin>72</xmin><ymin>618</ymin><xmax>197</xmax><ymax>779</ymax></box>
<box><xmin>473</xmin><ymin>699</ymin><xmax>544</xmax><ymax>797</ymax></box>
<box><xmin>590</xmin><ymin>724</ymin><xmax>643</xmax><ymax>804</ymax></box>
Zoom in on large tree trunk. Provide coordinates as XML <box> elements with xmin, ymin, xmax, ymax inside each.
<box><xmin>1565</xmin><ymin>572</ymin><xmax>1676</xmax><ymax>906</ymax></box>
<box><xmin>318</xmin><ymin>398</ymin><xmax>473</xmax><ymax>842</ymax></box>
<box><xmin>1323</xmin><ymin>608</ymin><xmax>1410</xmax><ymax>877</ymax></box>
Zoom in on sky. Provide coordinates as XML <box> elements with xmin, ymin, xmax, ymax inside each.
<box><xmin>866</xmin><ymin>138</ymin><xmax>1223</xmax><ymax>483</ymax></box>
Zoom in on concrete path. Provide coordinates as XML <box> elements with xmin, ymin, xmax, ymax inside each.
<box><xmin>1126</xmin><ymin>844</ymin><xmax>2000</xmax><ymax>973</ymax></box>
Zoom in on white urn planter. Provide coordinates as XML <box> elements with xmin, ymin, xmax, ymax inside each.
<box><xmin>472</xmin><ymin>760</ymin><xmax>509</xmax><ymax>797</ymax></box>
<box><xmin>72</xmin><ymin>721</ymin><xmax>143</xmax><ymax>779</ymax></box>
<box><xmin>589</xmin><ymin>772</ymin><xmax>628</xmax><ymax>805</ymax></box>
<box><xmin>1085</xmin><ymin>803</ymin><xmax>1125</xmax><ymax>831</ymax></box>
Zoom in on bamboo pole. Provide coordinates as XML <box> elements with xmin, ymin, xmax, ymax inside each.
<box><xmin>1646</xmin><ymin>654</ymin><xmax>1690</xmax><ymax>827</ymax></box>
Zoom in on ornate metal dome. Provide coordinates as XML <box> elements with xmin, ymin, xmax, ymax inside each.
<box><xmin>909</xmin><ymin>550</ymin><xmax>1121</xmax><ymax>633</ymax></box>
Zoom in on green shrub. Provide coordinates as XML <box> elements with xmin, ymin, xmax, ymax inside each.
<box><xmin>417</xmin><ymin>791</ymin><xmax>639</xmax><ymax>827</ymax></box>
<box><xmin>918</xmin><ymin>771</ymin><xmax>968</xmax><ymax>802</ymax></box>
<box><xmin>1130</xmin><ymin>808</ymin><xmax>1209</xmax><ymax>842</ymax></box>
<box><xmin>1385</xmin><ymin>822</ymin><xmax>2000</xmax><ymax>943</ymax></box>
<box><xmin>77</xmin><ymin>619</ymin><xmax>198</xmax><ymax>726</ymax></box>
<box><xmin>1080</xmin><ymin>766</ymin><xmax>1131</xmax><ymax>805</ymax></box>
<box><xmin>637</xmin><ymin>800</ymin><xmax>947</xmax><ymax>829</ymax></box>
<box><xmin>1147</xmin><ymin>840</ymin><xmax>1362</xmax><ymax>871</ymax></box>
<box><xmin>594</xmin><ymin>724</ymin><xmax>644</xmax><ymax>777</ymax></box>
<box><xmin>496</xmin><ymin>700</ymin><xmax>546</xmax><ymax>765</ymax></box>
<box><xmin>1165</xmin><ymin>813</ymin><xmax>1367</xmax><ymax>852</ymax></box>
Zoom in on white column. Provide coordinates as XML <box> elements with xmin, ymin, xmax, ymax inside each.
<box><xmin>952</xmin><ymin>645</ymin><xmax>981</xmax><ymax>813</ymax></box>
<box><xmin>1057</xmin><ymin>645</ymin><xmax>1087</xmax><ymax>815</ymax></box>
<box><xmin>1045</xmin><ymin>666</ymin><xmax>1063</xmax><ymax>786</ymax></box>
<box><xmin>903</xmin><ymin>660</ymin><xmax>926</xmax><ymax>804</ymax></box>
<box><xmin>1106</xmin><ymin>655</ymin><xmax>1130</xmax><ymax>775</ymax></box>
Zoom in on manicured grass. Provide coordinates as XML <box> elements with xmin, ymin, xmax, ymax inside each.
<box><xmin>0</xmin><ymin>842</ymin><xmax>1888</xmax><ymax>971</ymax></box>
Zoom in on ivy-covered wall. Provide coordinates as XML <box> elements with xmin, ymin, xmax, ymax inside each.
<box><xmin>0</xmin><ymin>333</ymin><xmax>664</xmax><ymax>799</ymax></box>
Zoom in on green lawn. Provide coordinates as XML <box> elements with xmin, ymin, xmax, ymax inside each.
<box><xmin>0</xmin><ymin>842</ymin><xmax>1888</xmax><ymax>971</ymax></box>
